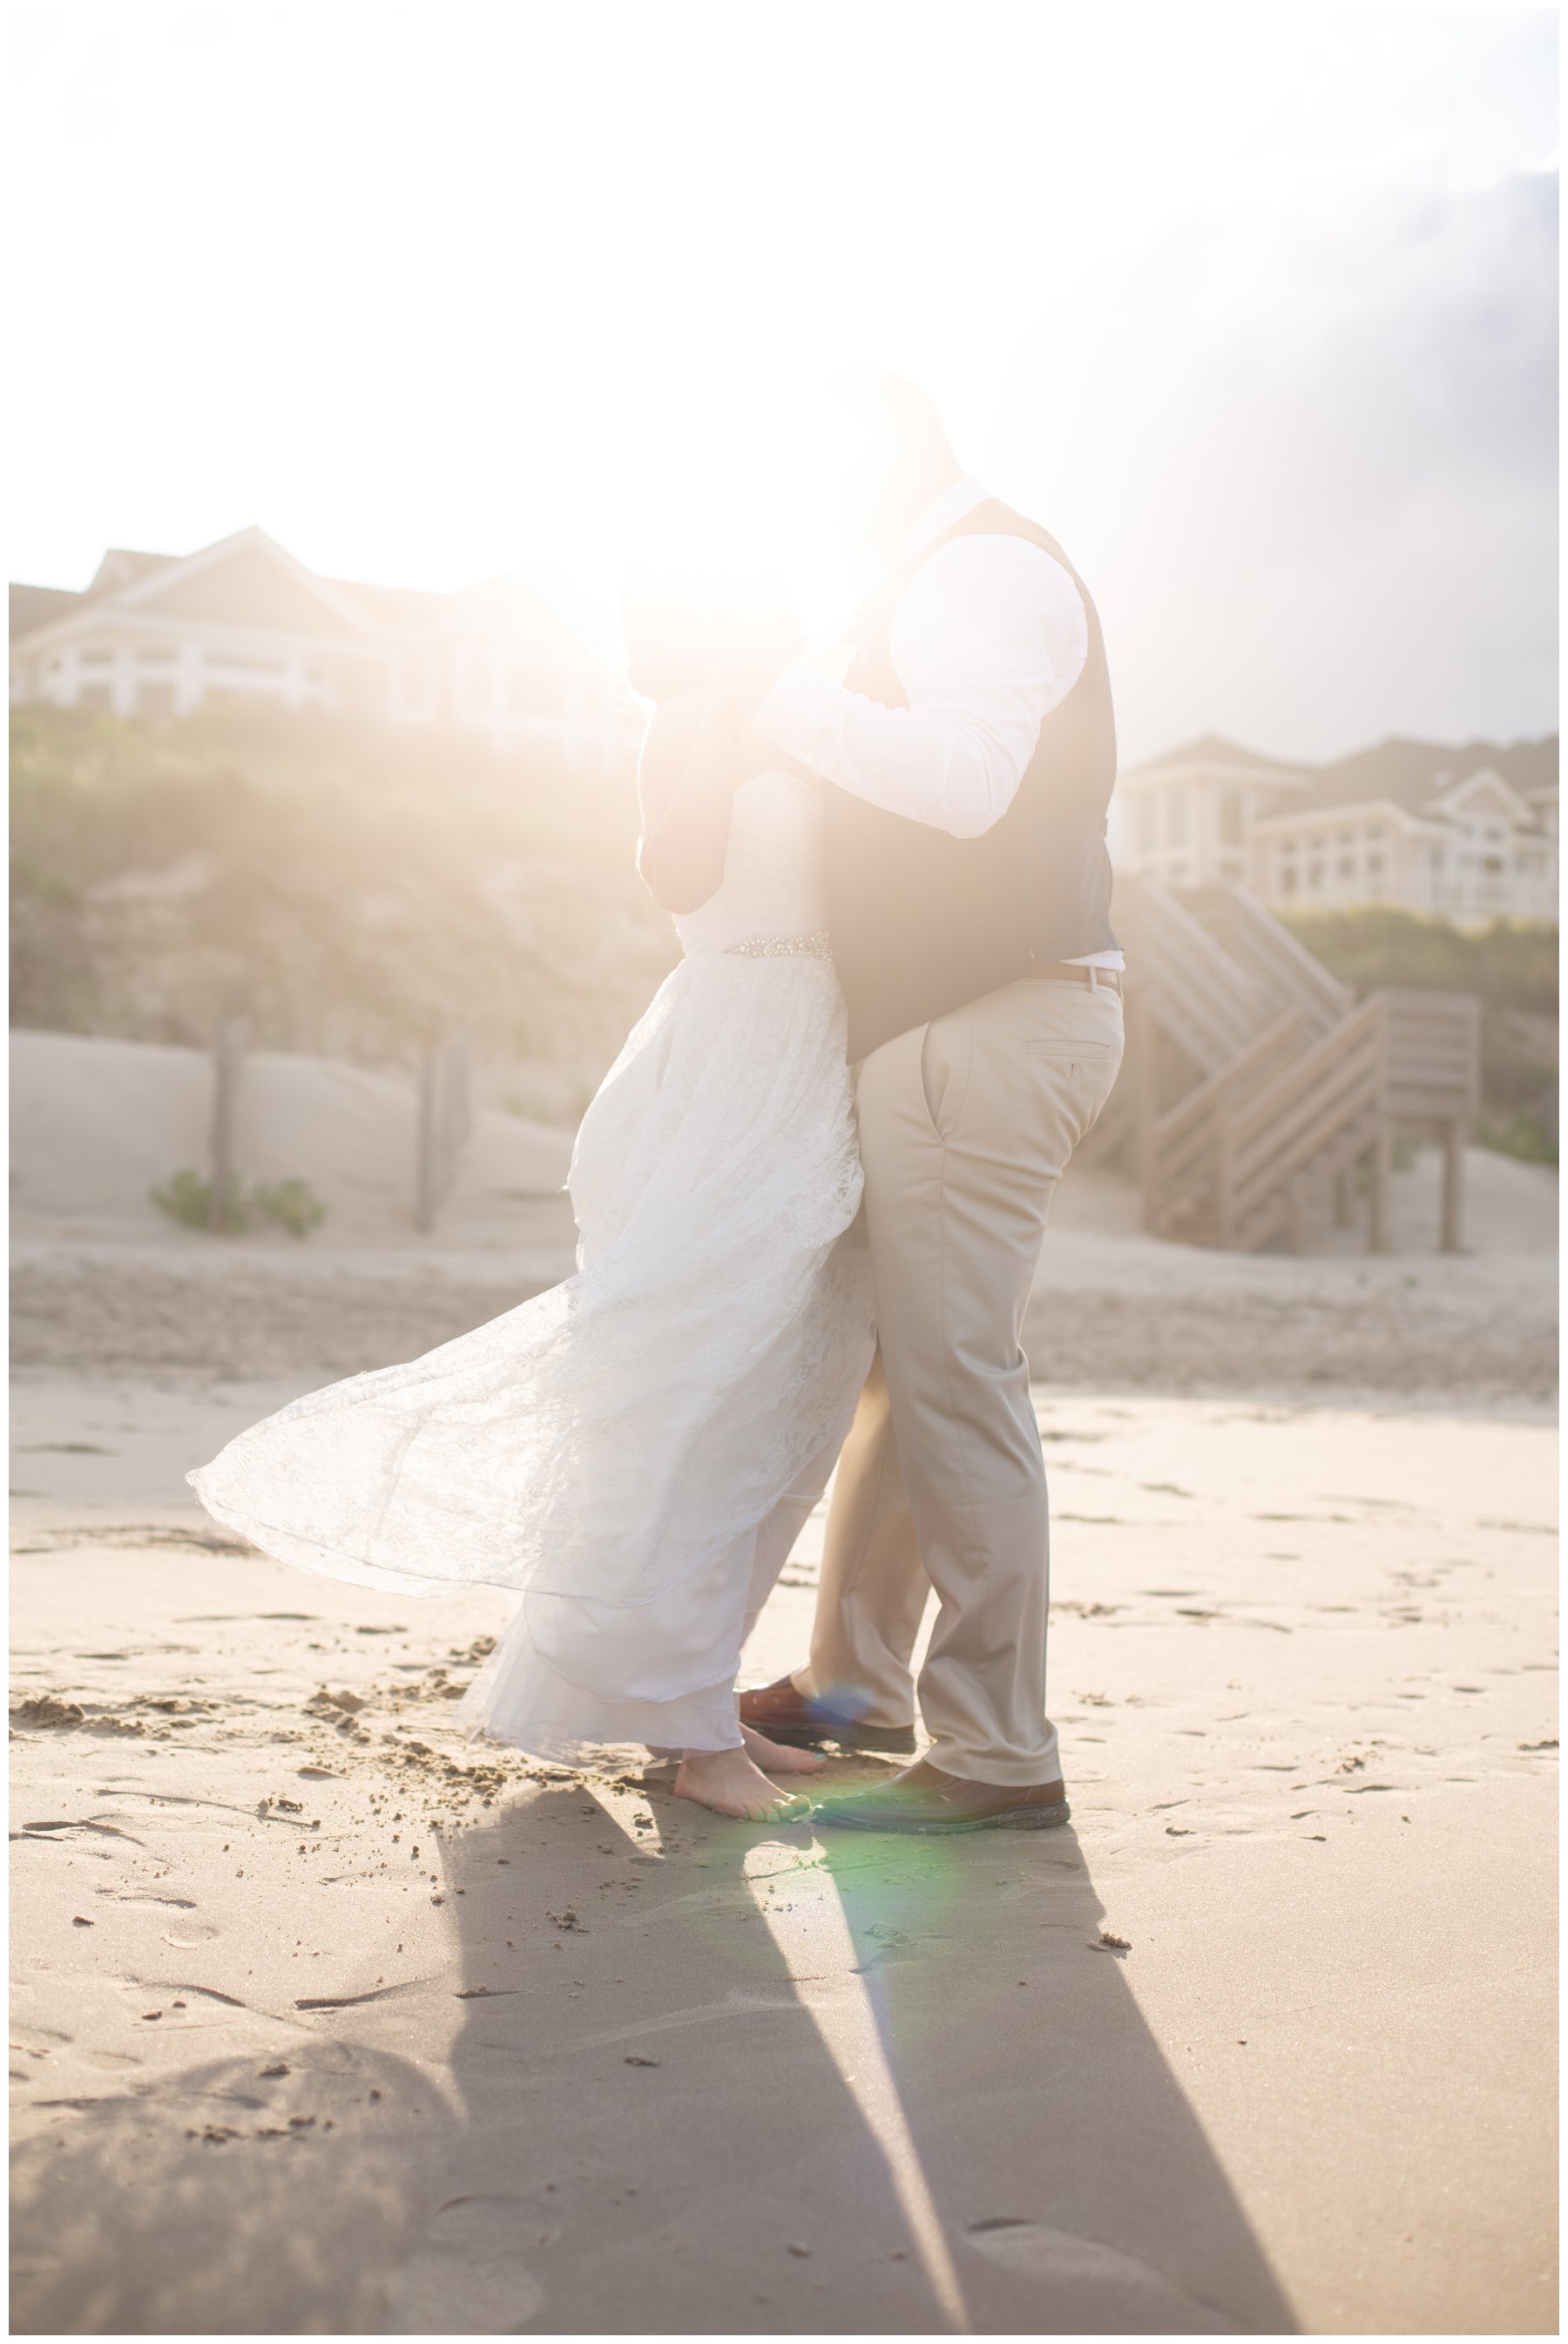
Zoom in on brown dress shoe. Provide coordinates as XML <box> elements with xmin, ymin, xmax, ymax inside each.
<box><xmin>811</xmin><ymin>1758</ymin><xmax>1070</xmax><ymax>1833</ymax></box>
<box><xmin>738</xmin><ymin>1674</ymin><xmax>916</xmax><ymax>1754</ymax></box>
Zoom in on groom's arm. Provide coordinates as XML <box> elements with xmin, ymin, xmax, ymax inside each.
<box><xmin>750</xmin><ymin>535</ymin><xmax>1087</xmax><ymax>840</ymax></box>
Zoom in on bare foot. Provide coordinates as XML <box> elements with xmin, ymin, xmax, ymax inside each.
<box><xmin>741</xmin><ymin>1723</ymin><xmax>828</xmax><ymax>1775</ymax></box>
<box><xmin>674</xmin><ymin>1747</ymin><xmax>811</xmax><ymax>1821</ymax></box>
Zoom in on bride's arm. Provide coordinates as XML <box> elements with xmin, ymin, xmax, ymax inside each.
<box><xmin>636</xmin><ymin>689</ymin><xmax>746</xmax><ymax>916</ymax></box>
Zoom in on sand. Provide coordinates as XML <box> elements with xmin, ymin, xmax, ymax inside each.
<box><xmin>10</xmin><ymin>1033</ymin><xmax>1559</xmax><ymax>2333</ymax></box>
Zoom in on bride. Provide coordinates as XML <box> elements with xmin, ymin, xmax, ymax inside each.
<box><xmin>187</xmin><ymin>573</ymin><xmax>874</xmax><ymax>1821</ymax></box>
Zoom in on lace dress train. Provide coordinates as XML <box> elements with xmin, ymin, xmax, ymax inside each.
<box><xmin>187</xmin><ymin>772</ymin><xmax>875</xmax><ymax>1758</ymax></box>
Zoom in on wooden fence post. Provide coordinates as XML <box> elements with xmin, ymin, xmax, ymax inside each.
<box><xmin>1286</xmin><ymin>1172</ymin><xmax>1308</xmax><ymax>1257</ymax></box>
<box><xmin>208</xmin><ymin>1013</ymin><xmax>249</xmax><ymax>1233</ymax></box>
<box><xmin>1368</xmin><ymin>1123</ymin><xmax>1392</xmax><ymax>1255</ymax></box>
<box><xmin>414</xmin><ymin>1041</ymin><xmax>439</xmax><ymax>1235</ymax></box>
<box><xmin>443</xmin><ymin>1031</ymin><xmax>473</xmax><ymax>1182</ymax></box>
<box><xmin>1366</xmin><ymin>995</ymin><xmax>1392</xmax><ymax>1257</ymax></box>
<box><xmin>414</xmin><ymin>1032</ymin><xmax>474</xmax><ymax>1236</ymax></box>
<box><xmin>1216</xmin><ymin>1116</ymin><xmax>1237</xmax><ymax>1250</ymax></box>
<box><xmin>1131</xmin><ymin>985</ymin><xmax>1159</xmax><ymax>1231</ymax></box>
<box><xmin>1440</xmin><ymin>1116</ymin><xmax>1465</xmax><ymax>1254</ymax></box>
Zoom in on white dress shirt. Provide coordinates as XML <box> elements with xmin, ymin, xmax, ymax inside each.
<box><xmin>755</xmin><ymin>477</ymin><xmax>1123</xmax><ymax>969</ymax></box>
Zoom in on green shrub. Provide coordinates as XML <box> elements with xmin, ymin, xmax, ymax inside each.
<box><xmin>1476</xmin><ymin>1108</ymin><xmax>1559</xmax><ymax>1167</ymax></box>
<box><xmin>150</xmin><ymin>1168</ymin><xmax>329</xmax><ymax>1236</ymax></box>
<box><xmin>1280</xmin><ymin>905</ymin><xmax>1558</xmax><ymax>1017</ymax></box>
<box><xmin>1281</xmin><ymin>905</ymin><xmax>1558</xmax><ymax>1163</ymax></box>
<box><xmin>151</xmin><ymin>1168</ymin><xmax>253</xmax><ymax>1233</ymax></box>
<box><xmin>249</xmin><ymin>1176</ymin><xmax>329</xmax><ymax>1237</ymax></box>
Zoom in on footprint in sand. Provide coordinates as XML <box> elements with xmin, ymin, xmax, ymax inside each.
<box><xmin>98</xmin><ymin>1891</ymin><xmax>197</xmax><ymax>1910</ymax></box>
<box><xmin>964</xmin><ymin>2219</ymin><xmax>1240</xmax><ymax>2330</ymax></box>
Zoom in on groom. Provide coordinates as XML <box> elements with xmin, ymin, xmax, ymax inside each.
<box><xmin>731</xmin><ymin>371</ymin><xmax>1125</xmax><ymax>1833</ymax></box>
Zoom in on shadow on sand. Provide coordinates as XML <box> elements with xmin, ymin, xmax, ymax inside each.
<box><xmin>391</xmin><ymin>1765</ymin><xmax>1298</xmax><ymax>2334</ymax></box>
<box><xmin>10</xmin><ymin>1764</ymin><xmax>1300</xmax><ymax>2335</ymax></box>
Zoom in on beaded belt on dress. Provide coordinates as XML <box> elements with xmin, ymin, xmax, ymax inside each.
<box><xmin>724</xmin><ymin>931</ymin><xmax>834</xmax><ymax>960</ymax></box>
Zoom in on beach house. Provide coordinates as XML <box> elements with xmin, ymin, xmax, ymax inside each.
<box><xmin>1119</xmin><ymin>732</ymin><xmax>1558</xmax><ymax>923</ymax></box>
<box><xmin>9</xmin><ymin>527</ymin><xmax>632</xmax><ymax>769</ymax></box>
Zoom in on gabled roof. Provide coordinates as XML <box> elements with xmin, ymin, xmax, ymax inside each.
<box><xmin>1120</xmin><ymin>732</ymin><xmax>1311</xmax><ymax>785</ymax></box>
<box><xmin>74</xmin><ymin>543</ymin><xmax>447</xmax><ymax>631</ymax></box>
<box><xmin>112</xmin><ymin>527</ymin><xmax>377</xmax><ymax>636</ymax></box>
<box><xmin>1427</xmin><ymin>767</ymin><xmax>1536</xmax><ymax>824</ymax></box>
<box><xmin>1280</xmin><ymin>735</ymin><xmax>1558</xmax><ymax>816</ymax></box>
<box><xmin>1125</xmin><ymin>728</ymin><xmax>1560</xmax><ymax>832</ymax></box>
<box><xmin>10</xmin><ymin>532</ymin><xmax>617</xmax><ymax>664</ymax></box>
<box><xmin>85</xmin><ymin>549</ymin><xmax>179</xmax><ymax>599</ymax></box>
<box><xmin>8</xmin><ymin>527</ymin><xmax>382</xmax><ymax>646</ymax></box>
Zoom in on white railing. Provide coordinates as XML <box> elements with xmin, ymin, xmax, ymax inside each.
<box><xmin>1380</xmin><ymin>988</ymin><xmax>1482</xmax><ymax>1119</ymax></box>
<box><xmin>1115</xmin><ymin>875</ymin><xmax>1260</xmax><ymax>1075</ymax></box>
<box><xmin>1141</xmin><ymin>1009</ymin><xmax>1308</xmax><ymax>1237</ymax></box>
<box><xmin>1181</xmin><ymin>884</ymin><xmax>1352</xmax><ymax>1032</ymax></box>
<box><xmin>1217</xmin><ymin>997</ymin><xmax>1387</xmax><ymax>1252</ymax></box>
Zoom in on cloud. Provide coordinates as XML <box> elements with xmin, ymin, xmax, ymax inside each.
<box><xmin>1081</xmin><ymin>169</ymin><xmax>1558</xmax><ymax>763</ymax></box>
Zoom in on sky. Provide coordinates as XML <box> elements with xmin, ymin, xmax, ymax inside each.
<box><xmin>6</xmin><ymin>0</ymin><xmax>1558</xmax><ymax>765</ymax></box>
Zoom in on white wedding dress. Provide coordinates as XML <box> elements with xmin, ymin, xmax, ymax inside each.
<box><xmin>188</xmin><ymin>770</ymin><xmax>875</xmax><ymax>1758</ymax></box>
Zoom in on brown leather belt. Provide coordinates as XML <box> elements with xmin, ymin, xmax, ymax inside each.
<box><xmin>1028</xmin><ymin>959</ymin><xmax>1123</xmax><ymax>992</ymax></box>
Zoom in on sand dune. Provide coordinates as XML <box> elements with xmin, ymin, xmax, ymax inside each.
<box><xmin>10</xmin><ymin>1030</ymin><xmax>572</xmax><ymax>1243</ymax></box>
<box><xmin>11</xmin><ymin>1031</ymin><xmax>1556</xmax><ymax>1406</ymax></box>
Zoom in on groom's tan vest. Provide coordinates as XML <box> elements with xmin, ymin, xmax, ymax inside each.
<box><xmin>824</xmin><ymin>499</ymin><xmax>1119</xmax><ymax>1064</ymax></box>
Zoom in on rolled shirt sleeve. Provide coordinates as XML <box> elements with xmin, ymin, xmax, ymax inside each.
<box><xmin>754</xmin><ymin>535</ymin><xmax>1089</xmax><ymax>841</ymax></box>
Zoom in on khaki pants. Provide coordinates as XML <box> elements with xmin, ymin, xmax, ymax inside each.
<box><xmin>795</xmin><ymin>974</ymin><xmax>1125</xmax><ymax>1785</ymax></box>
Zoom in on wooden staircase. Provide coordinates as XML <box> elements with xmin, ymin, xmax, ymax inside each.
<box><xmin>1179</xmin><ymin>883</ymin><xmax>1352</xmax><ymax>1035</ymax></box>
<box><xmin>1109</xmin><ymin>876</ymin><xmax>1481</xmax><ymax>1254</ymax></box>
<box><xmin>1070</xmin><ymin>881</ymin><xmax>1256</xmax><ymax>1172</ymax></box>
<box><xmin>1213</xmin><ymin>994</ymin><xmax>1389</xmax><ymax>1252</ymax></box>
